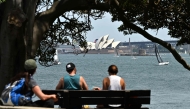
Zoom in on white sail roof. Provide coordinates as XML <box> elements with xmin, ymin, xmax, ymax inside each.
<box><xmin>111</xmin><ymin>41</ymin><xmax>121</xmax><ymax>48</ymax></box>
<box><xmin>95</xmin><ymin>36</ymin><xmax>103</xmax><ymax>50</ymax></box>
<box><xmin>96</xmin><ymin>34</ymin><xmax>109</xmax><ymax>50</ymax></box>
<box><xmin>102</xmin><ymin>38</ymin><xmax>114</xmax><ymax>49</ymax></box>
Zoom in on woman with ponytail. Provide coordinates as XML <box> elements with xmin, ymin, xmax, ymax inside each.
<box><xmin>10</xmin><ymin>59</ymin><xmax>57</xmax><ymax>107</ymax></box>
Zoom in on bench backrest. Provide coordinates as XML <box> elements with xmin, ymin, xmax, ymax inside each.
<box><xmin>42</xmin><ymin>90</ymin><xmax>150</xmax><ymax>108</ymax></box>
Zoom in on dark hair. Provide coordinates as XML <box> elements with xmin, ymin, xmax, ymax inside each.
<box><xmin>108</xmin><ymin>65</ymin><xmax>118</xmax><ymax>74</ymax></box>
<box><xmin>67</xmin><ymin>69</ymin><xmax>74</xmax><ymax>73</ymax></box>
<box><xmin>10</xmin><ymin>69</ymin><xmax>36</xmax><ymax>93</ymax></box>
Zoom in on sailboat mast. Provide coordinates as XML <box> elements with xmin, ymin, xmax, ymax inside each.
<box><xmin>155</xmin><ymin>44</ymin><xmax>161</xmax><ymax>63</ymax></box>
<box><xmin>156</xmin><ymin>45</ymin><xmax>163</xmax><ymax>62</ymax></box>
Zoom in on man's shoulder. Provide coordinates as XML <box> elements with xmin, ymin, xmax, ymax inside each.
<box><xmin>103</xmin><ymin>77</ymin><xmax>109</xmax><ymax>81</ymax></box>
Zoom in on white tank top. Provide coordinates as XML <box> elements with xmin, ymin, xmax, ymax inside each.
<box><xmin>108</xmin><ymin>75</ymin><xmax>122</xmax><ymax>90</ymax></box>
<box><xmin>108</xmin><ymin>75</ymin><xmax>122</xmax><ymax>107</ymax></box>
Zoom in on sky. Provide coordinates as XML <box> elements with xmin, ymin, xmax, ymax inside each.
<box><xmin>86</xmin><ymin>13</ymin><xmax>177</xmax><ymax>42</ymax></box>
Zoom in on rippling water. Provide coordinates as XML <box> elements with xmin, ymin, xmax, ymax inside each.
<box><xmin>34</xmin><ymin>53</ymin><xmax>190</xmax><ymax>109</ymax></box>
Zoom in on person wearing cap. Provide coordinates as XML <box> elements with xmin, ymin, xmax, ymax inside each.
<box><xmin>56</xmin><ymin>62</ymin><xmax>88</xmax><ymax>90</ymax></box>
<box><xmin>9</xmin><ymin>59</ymin><xmax>57</xmax><ymax>107</ymax></box>
<box><xmin>55</xmin><ymin>62</ymin><xmax>88</xmax><ymax>108</ymax></box>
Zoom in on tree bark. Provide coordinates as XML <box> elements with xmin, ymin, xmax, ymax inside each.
<box><xmin>0</xmin><ymin>0</ymin><xmax>24</xmax><ymax>92</ymax></box>
<box><xmin>24</xmin><ymin>0</ymin><xmax>38</xmax><ymax>59</ymax></box>
<box><xmin>0</xmin><ymin>0</ymin><xmax>38</xmax><ymax>92</ymax></box>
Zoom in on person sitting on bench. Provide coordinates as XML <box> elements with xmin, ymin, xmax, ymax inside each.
<box><xmin>55</xmin><ymin>62</ymin><xmax>88</xmax><ymax>108</ymax></box>
<box><xmin>1</xmin><ymin>59</ymin><xmax>58</xmax><ymax>107</ymax></box>
<box><xmin>94</xmin><ymin>64</ymin><xmax>125</xmax><ymax>108</ymax></box>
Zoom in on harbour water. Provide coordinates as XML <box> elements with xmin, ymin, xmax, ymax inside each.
<box><xmin>34</xmin><ymin>53</ymin><xmax>190</xmax><ymax>109</ymax></box>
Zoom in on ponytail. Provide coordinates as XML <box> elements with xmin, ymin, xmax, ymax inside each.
<box><xmin>10</xmin><ymin>68</ymin><xmax>36</xmax><ymax>93</ymax></box>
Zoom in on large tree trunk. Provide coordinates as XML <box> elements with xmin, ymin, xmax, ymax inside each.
<box><xmin>0</xmin><ymin>0</ymin><xmax>38</xmax><ymax>92</ymax></box>
<box><xmin>24</xmin><ymin>0</ymin><xmax>38</xmax><ymax>58</ymax></box>
<box><xmin>0</xmin><ymin>0</ymin><xmax>24</xmax><ymax>92</ymax></box>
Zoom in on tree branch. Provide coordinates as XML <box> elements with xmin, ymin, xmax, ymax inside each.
<box><xmin>31</xmin><ymin>0</ymin><xmax>110</xmax><ymax>57</ymax></box>
<box><xmin>113</xmin><ymin>2</ymin><xmax>190</xmax><ymax>70</ymax></box>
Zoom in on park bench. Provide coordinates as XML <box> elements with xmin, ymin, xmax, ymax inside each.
<box><xmin>42</xmin><ymin>90</ymin><xmax>151</xmax><ymax>109</ymax></box>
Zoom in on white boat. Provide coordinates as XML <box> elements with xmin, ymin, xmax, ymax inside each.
<box><xmin>158</xmin><ymin>61</ymin><xmax>169</xmax><ymax>65</ymax></box>
<box><xmin>155</xmin><ymin>44</ymin><xmax>169</xmax><ymax>65</ymax></box>
<box><xmin>184</xmin><ymin>50</ymin><xmax>187</xmax><ymax>54</ymax></box>
<box><xmin>131</xmin><ymin>56</ymin><xmax>137</xmax><ymax>59</ymax></box>
<box><xmin>53</xmin><ymin>49</ymin><xmax>61</xmax><ymax>65</ymax></box>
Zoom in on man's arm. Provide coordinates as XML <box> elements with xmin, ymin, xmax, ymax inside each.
<box><xmin>102</xmin><ymin>77</ymin><xmax>109</xmax><ymax>90</ymax></box>
<box><xmin>120</xmin><ymin>78</ymin><xmax>125</xmax><ymax>90</ymax></box>
<box><xmin>55</xmin><ymin>78</ymin><xmax>64</xmax><ymax>90</ymax></box>
<box><xmin>80</xmin><ymin>76</ymin><xmax>88</xmax><ymax>90</ymax></box>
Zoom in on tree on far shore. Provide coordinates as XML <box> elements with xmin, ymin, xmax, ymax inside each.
<box><xmin>0</xmin><ymin>0</ymin><xmax>190</xmax><ymax>92</ymax></box>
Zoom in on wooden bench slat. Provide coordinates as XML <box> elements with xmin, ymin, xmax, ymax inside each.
<box><xmin>42</xmin><ymin>90</ymin><xmax>65</xmax><ymax>96</ymax></box>
<box><xmin>42</xmin><ymin>90</ymin><xmax>151</xmax><ymax>109</ymax></box>
<box><xmin>69</xmin><ymin>90</ymin><xmax>125</xmax><ymax>97</ymax></box>
<box><xmin>129</xmin><ymin>90</ymin><xmax>151</xmax><ymax>96</ymax></box>
<box><xmin>129</xmin><ymin>98</ymin><xmax>151</xmax><ymax>104</ymax></box>
<box><xmin>70</xmin><ymin>98</ymin><xmax>124</xmax><ymax>105</ymax></box>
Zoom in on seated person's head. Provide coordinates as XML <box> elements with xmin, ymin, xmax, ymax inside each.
<box><xmin>108</xmin><ymin>65</ymin><xmax>118</xmax><ymax>75</ymax></box>
<box><xmin>24</xmin><ymin>59</ymin><xmax>37</xmax><ymax>75</ymax></box>
<box><xmin>66</xmin><ymin>63</ymin><xmax>75</xmax><ymax>73</ymax></box>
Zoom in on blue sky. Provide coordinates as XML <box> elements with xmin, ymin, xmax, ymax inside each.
<box><xmin>86</xmin><ymin>13</ymin><xmax>177</xmax><ymax>42</ymax></box>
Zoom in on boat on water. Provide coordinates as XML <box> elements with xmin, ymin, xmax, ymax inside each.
<box><xmin>184</xmin><ymin>50</ymin><xmax>187</xmax><ymax>54</ymax></box>
<box><xmin>155</xmin><ymin>44</ymin><xmax>169</xmax><ymax>65</ymax></box>
<box><xmin>158</xmin><ymin>61</ymin><xmax>169</xmax><ymax>65</ymax></box>
<box><xmin>53</xmin><ymin>49</ymin><xmax>61</xmax><ymax>65</ymax></box>
<box><xmin>131</xmin><ymin>56</ymin><xmax>137</xmax><ymax>59</ymax></box>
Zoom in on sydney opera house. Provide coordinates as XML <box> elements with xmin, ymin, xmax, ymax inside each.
<box><xmin>57</xmin><ymin>34</ymin><xmax>181</xmax><ymax>55</ymax></box>
<box><xmin>57</xmin><ymin>34</ymin><xmax>121</xmax><ymax>54</ymax></box>
<box><xmin>81</xmin><ymin>34</ymin><xmax>121</xmax><ymax>51</ymax></box>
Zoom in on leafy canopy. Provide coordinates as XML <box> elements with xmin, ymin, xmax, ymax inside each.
<box><xmin>35</xmin><ymin>0</ymin><xmax>106</xmax><ymax>66</ymax></box>
<box><xmin>36</xmin><ymin>0</ymin><xmax>190</xmax><ymax>67</ymax></box>
<box><xmin>114</xmin><ymin>0</ymin><xmax>190</xmax><ymax>45</ymax></box>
